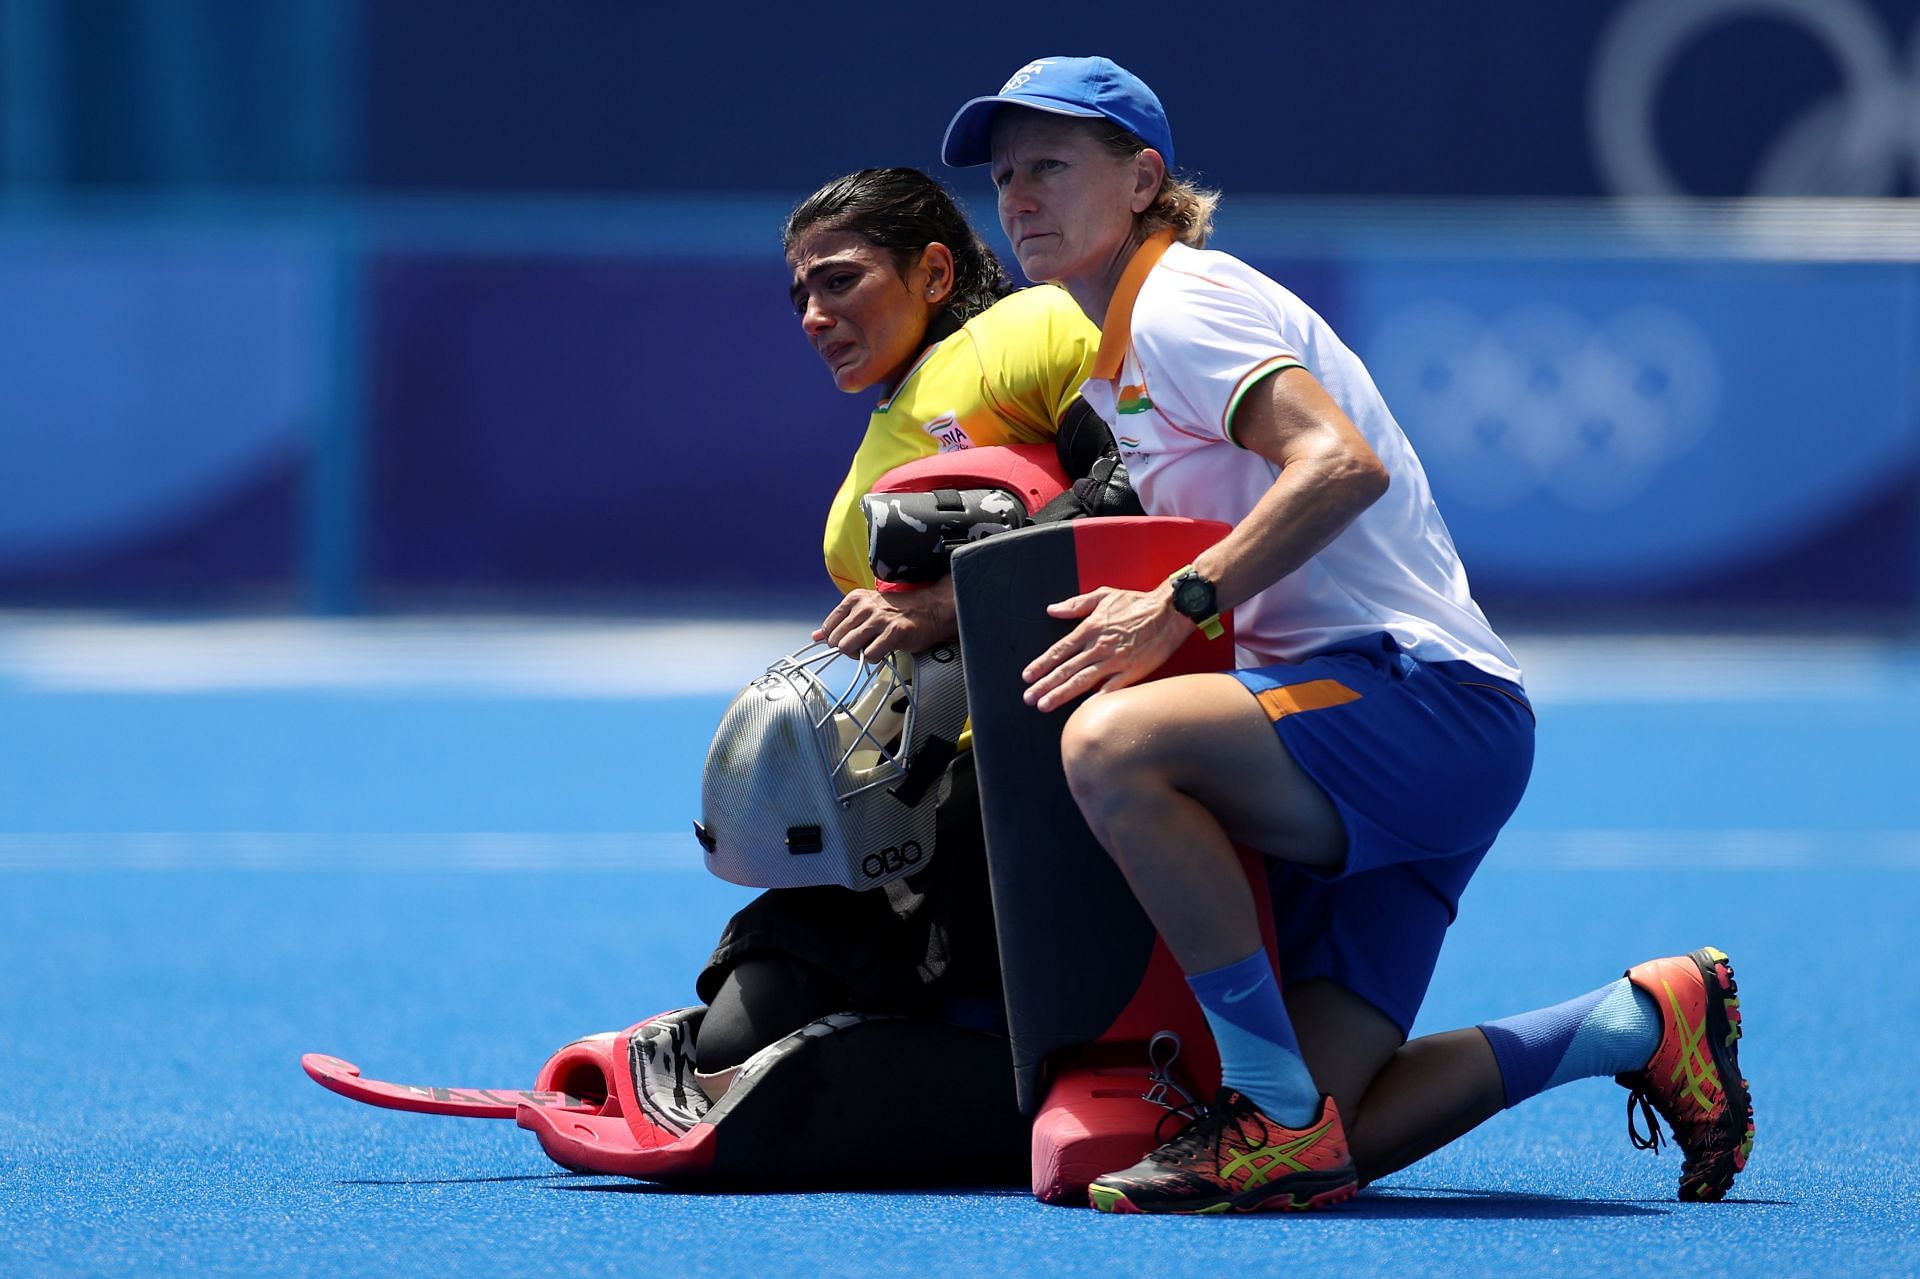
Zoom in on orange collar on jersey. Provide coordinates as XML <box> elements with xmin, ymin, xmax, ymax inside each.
<box><xmin>1090</xmin><ymin>229</ymin><xmax>1176</xmax><ymax>382</ymax></box>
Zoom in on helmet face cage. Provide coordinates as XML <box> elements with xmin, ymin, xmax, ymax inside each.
<box><xmin>698</xmin><ymin>638</ymin><xmax>969</xmax><ymax>892</ymax></box>
<box><xmin>765</xmin><ymin>643</ymin><xmax>918</xmax><ymax>804</ymax></box>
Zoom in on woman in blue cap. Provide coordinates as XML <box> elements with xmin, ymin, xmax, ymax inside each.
<box><xmin>942</xmin><ymin>58</ymin><xmax>1752</xmax><ymax>1214</ymax></box>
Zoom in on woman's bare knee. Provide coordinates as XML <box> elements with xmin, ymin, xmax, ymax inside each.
<box><xmin>1060</xmin><ymin>697</ymin><xmax>1124</xmax><ymax>786</ymax></box>
<box><xmin>1061</xmin><ymin>695</ymin><xmax>1161</xmax><ymax>823</ymax></box>
<box><xmin>1060</xmin><ymin>676</ymin><xmax>1344</xmax><ymax>866</ymax></box>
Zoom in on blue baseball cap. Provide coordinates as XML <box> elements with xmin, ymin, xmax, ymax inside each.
<box><xmin>942</xmin><ymin>56</ymin><xmax>1175</xmax><ymax>170</ymax></box>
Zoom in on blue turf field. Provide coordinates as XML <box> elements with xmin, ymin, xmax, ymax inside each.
<box><xmin>2</xmin><ymin>618</ymin><xmax>1917</xmax><ymax>1278</ymax></box>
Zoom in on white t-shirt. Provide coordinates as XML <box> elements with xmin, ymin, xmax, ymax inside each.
<box><xmin>1079</xmin><ymin>237</ymin><xmax>1521</xmax><ymax>684</ymax></box>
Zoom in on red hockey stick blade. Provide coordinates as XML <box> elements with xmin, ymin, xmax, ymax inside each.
<box><xmin>302</xmin><ymin>1053</ymin><xmax>602</xmax><ymax>1119</ymax></box>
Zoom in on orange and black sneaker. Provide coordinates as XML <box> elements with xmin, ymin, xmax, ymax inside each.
<box><xmin>1616</xmin><ymin>946</ymin><xmax>1754</xmax><ymax>1202</ymax></box>
<box><xmin>1086</xmin><ymin>1089</ymin><xmax>1358</xmax><ymax>1215</ymax></box>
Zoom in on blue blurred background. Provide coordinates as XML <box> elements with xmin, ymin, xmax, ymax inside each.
<box><xmin>6</xmin><ymin>11</ymin><xmax>1920</xmax><ymax>1274</ymax></box>
<box><xmin>2</xmin><ymin>0</ymin><xmax>1917</xmax><ymax>626</ymax></box>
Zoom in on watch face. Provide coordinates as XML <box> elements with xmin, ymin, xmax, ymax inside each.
<box><xmin>1173</xmin><ymin>574</ymin><xmax>1216</xmax><ymax>619</ymax></box>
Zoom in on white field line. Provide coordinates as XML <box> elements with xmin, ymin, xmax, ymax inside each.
<box><xmin>1511</xmin><ymin>634</ymin><xmax>1920</xmax><ymax>704</ymax></box>
<box><xmin>1495</xmin><ymin>828</ymin><xmax>1920</xmax><ymax>869</ymax></box>
<box><xmin>1</xmin><ymin>829</ymin><xmax>1917</xmax><ymax>872</ymax></box>
<box><xmin>0</xmin><ymin>831</ymin><xmax>702</xmax><ymax>871</ymax></box>
<box><xmin>0</xmin><ymin>616</ymin><xmax>1915</xmax><ymax>703</ymax></box>
<box><xmin>0</xmin><ymin>615</ymin><xmax>817</xmax><ymax>697</ymax></box>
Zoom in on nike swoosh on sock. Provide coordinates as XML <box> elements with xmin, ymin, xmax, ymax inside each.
<box><xmin>1222</xmin><ymin>974</ymin><xmax>1270</xmax><ymax>1004</ymax></box>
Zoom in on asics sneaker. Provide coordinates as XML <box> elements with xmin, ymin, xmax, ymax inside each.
<box><xmin>1087</xmin><ymin>1089</ymin><xmax>1358</xmax><ymax>1215</ymax></box>
<box><xmin>1616</xmin><ymin>947</ymin><xmax>1754</xmax><ymax>1201</ymax></box>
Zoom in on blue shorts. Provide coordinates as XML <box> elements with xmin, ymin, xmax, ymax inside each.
<box><xmin>1231</xmin><ymin>633</ymin><xmax>1535</xmax><ymax>1035</ymax></box>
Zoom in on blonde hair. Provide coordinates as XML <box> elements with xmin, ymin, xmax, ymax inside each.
<box><xmin>1086</xmin><ymin>120</ymin><xmax>1220</xmax><ymax>248</ymax></box>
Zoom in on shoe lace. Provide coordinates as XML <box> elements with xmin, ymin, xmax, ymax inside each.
<box><xmin>1148</xmin><ymin>1092</ymin><xmax>1264</xmax><ymax>1168</ymax></box>
<box><xmin>1140</xmin><ymin>1032</ymin><xmax>1206</xmax><ymax>1143</ymax></box>
<box><xmin>1625</xmin><ymin>1086</ymin><xmax>1665</xmax><ymax>1155</ymax></box>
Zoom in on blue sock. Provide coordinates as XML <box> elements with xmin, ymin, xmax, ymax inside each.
<box><xmin>1478</xmin><ymin>978</ymin><xmax>1662</xmax><ymax>1108</ymax></box>
<box><xmin>1186</xmin><ymin>952</ymin><xmax>1322</xmax><ymax>1127</ymax></box>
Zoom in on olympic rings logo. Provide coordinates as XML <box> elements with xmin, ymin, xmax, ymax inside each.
<box><xmin>1367</xmin><ymin>302</ymin><xmax>1721</xmax><ymax>512</ymax></box>
<box><xmin>1591</xmin><ymin>0</ymin><xmax>1920</xmax><ymax>196</ymax></box>
<box><xmin>1000</xmin><ymin>60</ymin><xmax>1054</xmax><ymax>95</ymax></box>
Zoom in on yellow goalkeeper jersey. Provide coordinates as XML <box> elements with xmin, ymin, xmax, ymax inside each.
<box><xmin>822</xmin><ymin>285</ymin><xmax>1098</xmax><ymax>593</ymax></box>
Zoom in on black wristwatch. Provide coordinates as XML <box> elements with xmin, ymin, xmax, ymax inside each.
<box><xmin>1167</xmin><ymin>564</ymin><xmax>1225</xmax><ymax>640</ymax></box>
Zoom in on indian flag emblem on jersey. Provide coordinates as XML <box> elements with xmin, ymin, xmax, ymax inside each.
<box><xmin>1116</xmin><ymin>383</ymin><xmax>1153</xmax><ymax>415</ymax></box>
<box><xmin>923</xmin><ymin>412</ymin><xmax>970</xmax><ymax>452</ymax></box>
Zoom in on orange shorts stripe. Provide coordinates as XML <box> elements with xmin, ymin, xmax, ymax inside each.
<box><xmin>1254</xmin><ymin>678</ymin><xmax>1361</xmax><ymax>721</ymax></box>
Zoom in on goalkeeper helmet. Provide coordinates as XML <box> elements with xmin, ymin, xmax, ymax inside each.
<box><xmin>695</xmin><ymin>640</ymin><xmax>968</xmax><ymax>891</ymax></box>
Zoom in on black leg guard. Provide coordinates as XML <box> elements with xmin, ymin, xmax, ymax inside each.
<box><xmin>694</xmin><ymin>1015</ymin><xmax>1032</xmax><ymax>1188</ymax></box>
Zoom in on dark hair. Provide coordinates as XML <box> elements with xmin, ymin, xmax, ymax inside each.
<box><xmin>1085</xmin><ymin>121</ymin><xmax>1220</xmax><ymax>248</ymax></box>
<box><xmin>783</xmin><ymin>168</ymin><xmax>1012</xmax><ymax>324</ymax></box>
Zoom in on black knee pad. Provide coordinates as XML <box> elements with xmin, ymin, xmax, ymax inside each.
<box><xmin>696</xmin><ymin>956</ymin><xmax>853</xmax><ymax>1073</ymax></box>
